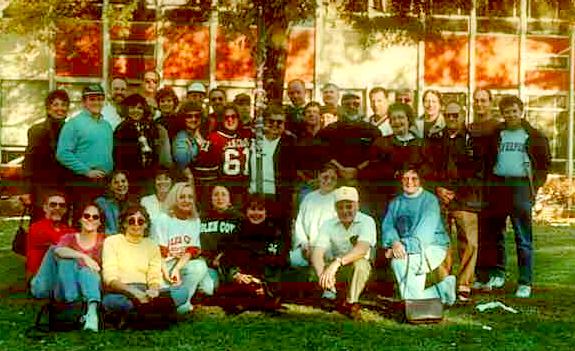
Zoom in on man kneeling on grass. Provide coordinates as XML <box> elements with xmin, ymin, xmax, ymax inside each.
<box><xmin>310</xmin><ymin>186</ymin><xmax>376</xmax><ymax>319</ymax></box>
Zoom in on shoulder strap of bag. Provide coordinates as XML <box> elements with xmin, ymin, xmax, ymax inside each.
<box><xmin>403</xmin><ymin>238</ymin><xmax>442</xmax><ymax>298</ymax></box>
<box><xmin>19</xmin><ymin>206</ymin><xmax>30</xmax><ymax>228</ymax></box>
<box><xmin>33</xmin><ymin>303</ymin><xmax>51</xmax><ymax>333</ymax></box>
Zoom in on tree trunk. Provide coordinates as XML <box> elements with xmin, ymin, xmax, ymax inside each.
<box><xmin>261</xmin><ymin>1</ymin><xmax>289</xmax><ymax>104</ymax></box>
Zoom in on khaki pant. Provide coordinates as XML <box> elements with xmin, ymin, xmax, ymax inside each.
<box><xmin>441</xmin><ymin>210</ymin><xmax>478</xmax><ymax>291</ymax></box>
<box><xmin>336</xmin><ymin>258</ymin><xmax>372</xmax><ymax>303</ymax></box>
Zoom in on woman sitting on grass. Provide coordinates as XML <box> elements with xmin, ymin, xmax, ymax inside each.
<box><xmin>31</xmin><ymin>202</ymin><xmax>106</xmax><ymax>332</ymax></box>
<box><xmin>215</xmin><ymin>194</ymin><xmax>286</xmax><ymax>313</ymax></box>
<box><xmin>199</xmin><ymin>184</ymin><xmax>243</xmax><ymax>288</ymax></box>
<box><xmin>151</xmin><ymin>182</ymin><xmax>213</xmax><ymax>312</ymax></box>
<box><xmin>101</xmin><ymin>204</ymin><xmax>190</xmax><ymax>325</ymax></box>
<box><xmin>381</xmin><ymin>167</ymin><xmax>455</xmax><ymax>305</ymax></box>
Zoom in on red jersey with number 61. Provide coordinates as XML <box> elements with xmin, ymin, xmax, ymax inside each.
<box><xmin>194</xmin><ymin>130</ymin><xmax>252</xmax><ymax>187</ymax></box>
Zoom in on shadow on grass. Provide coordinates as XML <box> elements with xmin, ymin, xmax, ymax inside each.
<box><xmin>0</xmin><ymin>223</ymin><xmax>574</xmax><ymax>350</ymax></box>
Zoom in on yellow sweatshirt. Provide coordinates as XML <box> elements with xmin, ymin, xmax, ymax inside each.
<box><xmin>102</xmin><ymin>234</ymin><xmax>162</xmax><ymax>288</ymax></box>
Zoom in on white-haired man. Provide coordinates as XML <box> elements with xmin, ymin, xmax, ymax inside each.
<box><xmin>310</xmin><ymin>186</ymin><xmax>376</xmax><ymax>319</ymax></box>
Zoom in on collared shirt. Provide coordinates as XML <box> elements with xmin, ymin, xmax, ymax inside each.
<box><xmin>102</xmin><ymin>101</ymin><xmax>123</xmax><ymax>131</ymax></box>
<box><xmin>249</xmin><ymin>136</ymin><xmax>280</xmax><ymax>194</ymax></box>
<box><xmin>315</xmin><ymin>211</ymin><xmax>377</xmax><ymax>260</ymax></box>
<box><xmin>368</xmin><ymin>114</ymin><xmax>393</xmax><ymax>137</ymax></box>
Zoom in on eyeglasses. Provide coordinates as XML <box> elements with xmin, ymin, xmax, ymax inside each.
<box><xmin>266</xmin><ymin>119</ymin><xmax>285</xmax><ymax>126</ymax></box>
<box><xmin>127</xmin><ymin>216</ymin><xmax>146</xmax><ymax>226</ymax></box>
<box><xmin>48</xmin><ymin>202</ymin><xmax>66</xmax><ymax>209</ymax></box>
<box><xmin>445</xmin><ymin>113</ymin><xmax>460</xmax><ymax>119</ymax></box>
<box><xmin>184</xmin><ymin>113</ymin><xmax>202</xmax><ymax>119</ymax></box>
<box><xmin>82</xmin><ymin>213</ymin><xmax>100</xmax><ymax>221</ymax></box>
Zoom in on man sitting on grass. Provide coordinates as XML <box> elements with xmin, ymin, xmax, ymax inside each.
<box><xmin>310</xmin><ymin>186</ymin><xmax>376</xmax><ymax>319</ymax></box>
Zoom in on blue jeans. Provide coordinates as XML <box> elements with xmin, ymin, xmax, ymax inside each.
<box><xmin>102</xmin><ymin>283</ymin><xmax>188</xmax><ymax>312</ymax></box>
<box><xmin>481</xmin><ymin>178</ymin><xmax>533</xmax><ymax>285</ymax></box>
<box><xmin>165</xmin><ymin>258</ymin><xmax>213</xmax><ymax>299</ymax></box>
<box><xmin>57</xmin><ymin>259</ymin><xmax>101</xmax><ymax>303</ymax></box>
<box><xmin>30</xmin><ymin>247</ymin><xmax>101</xmax><ymax>303</ymax></box>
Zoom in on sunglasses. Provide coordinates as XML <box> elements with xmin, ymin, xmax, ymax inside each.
<box><xmin>127</xmin><ymin>216</ymin><xmax>146</xmax><ymax>226</ymax></box>
<box><xmin>48</xmin><ymin>202</ymin><xmax>66</xmax><ymax>209</ymax></box>
<box><xmin>82</xmin><ymin>213</ymin><xmax>100</xmax><ymax>221</ymax></box>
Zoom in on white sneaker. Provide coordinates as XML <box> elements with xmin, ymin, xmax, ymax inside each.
<box><xmin>83</xmin><ymin>312</ymin><xmax>99</xmax><ymax>332</ymax></box>
<box><xmin>439</xmin><ymin>275</ymin><xmax>456</xmax><ymax>306</ymax></box>
<box><xmin>176</xmin><ymin>301</ymin><xmax>194</xmax><ymax>315</ymax></box>
<box><xmin>515</xmin><ymin>285</ymin><xmax>532</xmax><ymax>298</ymax></box>
<box><xmin>484</xmin><ymin>276</ymin><xmax>505</xmax><ymax>290</ymax></box>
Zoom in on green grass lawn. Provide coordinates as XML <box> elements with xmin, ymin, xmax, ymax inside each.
<box><xmin>0</xmin><ymin>219</ymin><xmax>573</xmax><ymax>351</ymax></box>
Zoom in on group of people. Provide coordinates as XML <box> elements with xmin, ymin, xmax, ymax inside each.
<box><xmin>21</xmin><ymin>71</ymin><xmax>551</xmax><ymax>329</ymax></box>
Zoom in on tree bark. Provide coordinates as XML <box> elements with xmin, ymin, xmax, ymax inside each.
<box><xmin>261</xmin><ymin>0</ymin><xmax>289</xmax><ymax>104</ymax></box>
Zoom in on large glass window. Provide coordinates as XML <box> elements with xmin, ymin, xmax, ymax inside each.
<box><xmin>525</xmin><ymin>94</ymin><xmax>568</xmax><ymax>162</ymax></box>
<box><xmin>477</xmin><ymin>0</ymin><xmax>518</xmax><ymax>17</ymax></box>
<box><xmin>0</xmin><ymin>80</ymin><xmax>48</xmax><ymax>149</ymax></box>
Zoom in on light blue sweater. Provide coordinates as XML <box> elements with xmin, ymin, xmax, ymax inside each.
<box><xmin>56</xmin><ymin>110</ymin><xmax>114</xmax><ymax>176</ymax></box>
<box><xmin>381</xmin><ymin>189</ymin><xmax>449</xmax><ymax>254</ymax></box>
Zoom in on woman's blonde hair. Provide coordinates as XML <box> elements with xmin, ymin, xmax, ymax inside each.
<box><xmin>162</xmin><ymin>182</ymin><xmax>198</xmax><ymax>219</ymax></box>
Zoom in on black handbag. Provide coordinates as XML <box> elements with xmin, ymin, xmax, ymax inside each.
<box><xmin>403</xmin><ymin>244</ymin><xmax>444</xmax><ymax>324</ymax></box>
<box><xmin>11</xmin><ymin>207</ymin><xmax>29</xmax><ymax>256</ymax></box>
<box><xmin>39</xmin><ymin>301</ymin><xmax>86</xmax><ymax>332</ymax></box>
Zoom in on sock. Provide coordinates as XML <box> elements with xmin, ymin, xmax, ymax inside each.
<box><xmin>86</xmin><ymin>301</ymin><xmax>98</xmax><ymax>317</ymax></box>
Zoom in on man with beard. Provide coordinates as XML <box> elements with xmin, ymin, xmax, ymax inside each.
<box><xmin>102</xmin><ymin>76</ymin><xmax>128</xmax><ymax>131</ymax></box>
<box><xmin>25</xmin><ymin>192</ymin><xmax>74</xmax><ymax>280</ymax></box>
<box><xmin>317</xmin><ymin>93</ymin><xmax>380</xmax><ymax>184</ymax></box>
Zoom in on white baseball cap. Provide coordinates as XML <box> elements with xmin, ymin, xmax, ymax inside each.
<box><xmin>334</xmin><ymin>186</ymin><xmax>359</xmax><ymax>203</ymax></box>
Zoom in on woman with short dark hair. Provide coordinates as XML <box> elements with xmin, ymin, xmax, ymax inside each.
<box><xmin>31</xmin><ymin>202</ymin><xmax>105</xmax><ymax>332</ymax></box>
<box><xmin>101</xmin><ymin>204</ymin><xmax>190</xmax><ymax>323</ymax></box>
<box><xmin>21</xmin><ymin>89</ymin><xmax>71</xmax><ymax>222</ymax></box>
<box><xmin>381</xmin><ymin>167</ymin><xmax>455</xmax><ymax>305</ymax></box>
<box><xmin>114</xmin><ymin>93</ymin><xmax>163</xmax><ymax>193</ymax></box>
